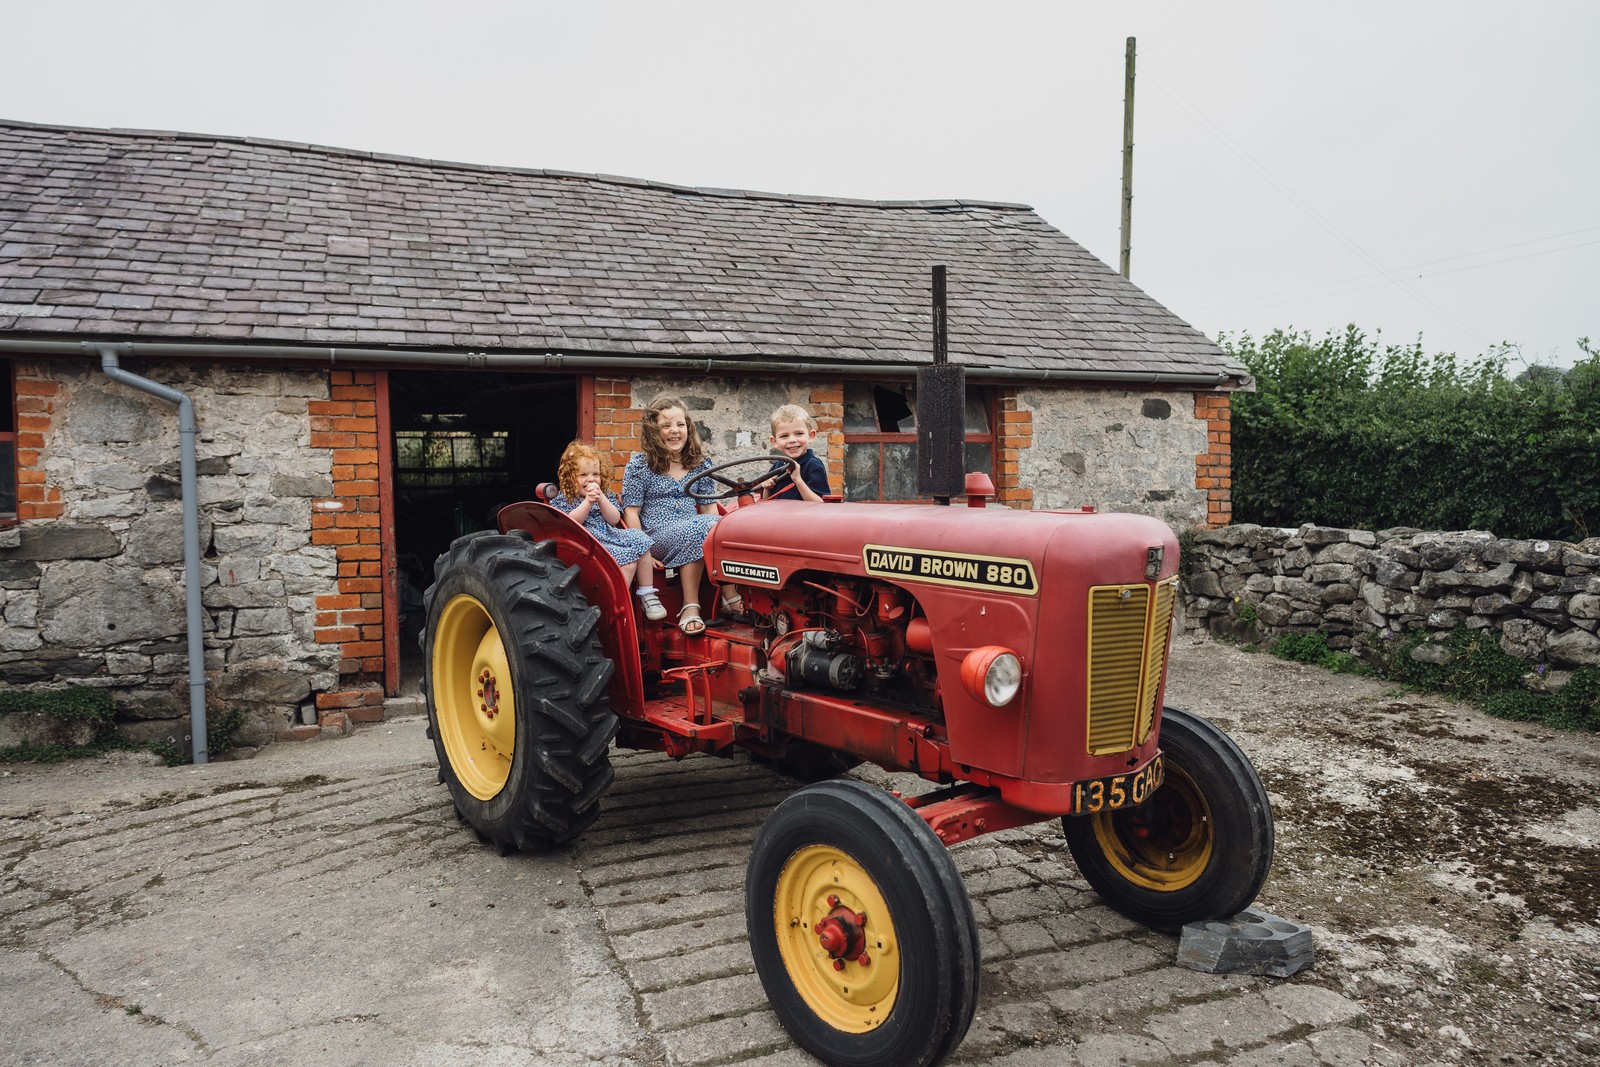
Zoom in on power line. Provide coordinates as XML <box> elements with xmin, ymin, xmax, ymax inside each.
<box><xmin>1194</xmin><ymin>235</ymin><xmax>1600</xmax><ymax>314</ymax></box>
<box><xmin>1142</xmin><ymin>59</ymin><xmax>1493</xmax><ymax>349</ymax></box>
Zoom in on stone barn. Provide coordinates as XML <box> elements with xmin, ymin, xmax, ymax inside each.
<box><xmin>0</xmin><ymin>119</ymin><xmax>1249</xmax><ymax>753</ymax></box>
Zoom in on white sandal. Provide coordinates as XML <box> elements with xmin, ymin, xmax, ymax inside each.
<box><xmin>719</xmin><ymin>588</ymin><xmax>745</xmax><ymax>616</ymax></box>
<box><xmin>636</xmin><ymin>586</ymin><xmax>667</xmax><ymax>621</ymax></box>
<box><xmin>677</xmin><ymin>602</ymin><xmax>705</xmax><ymax>635</ymax></box>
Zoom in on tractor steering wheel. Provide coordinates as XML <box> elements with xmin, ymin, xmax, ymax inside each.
<box><xmin>684</xmin><ymin>455</ymin><xmax>802</xmax><ymax>503</ymax></box>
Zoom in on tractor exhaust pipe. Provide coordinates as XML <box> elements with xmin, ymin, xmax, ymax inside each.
<box><xmin>916</xmin><ymin>265</ymin><xmax>968</xmax><ymax>505</ymax></box>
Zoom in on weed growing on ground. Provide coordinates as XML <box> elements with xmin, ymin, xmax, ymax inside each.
<box><xmin>1270</xmin><ymin>631</ymin><xmax>1362</xmax><ymax>673</ymax></box>
<box><xmin>1258</xmin><ymin>625</ymin><xmax>1600</xmax><ymax>733</ymax></box>
<box><xmin>0</xmin><ymin>688</ymin><xmax>245</xmax><ymax>765</ymax></box>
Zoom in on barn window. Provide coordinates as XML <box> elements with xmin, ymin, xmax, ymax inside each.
<box><xmin>0</xmin><ymin>358</ymin><xmax>15</xmax><ymax>524</ymax></box>
<box><xmin>841</xmin><ymin>382</ymin><xmax>994</xmax><ymax>502</ymax></box>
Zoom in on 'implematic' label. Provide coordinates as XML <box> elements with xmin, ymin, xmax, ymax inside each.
<box><xmin>862</xmin><ymin>544</ymin><xmax>1039</xmax><ymax>595</ymax></box>
<box><xmin>720</xmin><ymin>560</ymin><xmax>781</xmax><ymax>586</ymax></box>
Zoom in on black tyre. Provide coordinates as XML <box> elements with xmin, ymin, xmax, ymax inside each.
<box><xmin>746</xmin><ymin>780</ymin><xmax>980</xmax><ymax>1067</ymax></box>
<box><xmin>1063</xmin><ymin>706</ymin><xmax>1274</xmax><ymax>932</ymax></box>
<box><xmin>422</xmin><ymin>530</ymin><xmax>616</xmax><ymax>852</ymax></box>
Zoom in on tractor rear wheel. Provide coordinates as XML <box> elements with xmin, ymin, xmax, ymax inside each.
<box><xmin>746</xmin><ymin>780</ymin><xmax>980</xmax><ymax>1067</ymax></box>
<box><xmin>1063</xmin><ymin>706</ymin><xmax>1274</xmax><ymax>933</ymax></box>
<box><xmin>422</xmin><ymin>530</ymin><xmax>616</xmax><ymax>852</ymax></box>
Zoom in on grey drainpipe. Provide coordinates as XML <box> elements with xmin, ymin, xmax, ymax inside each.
<box><xmin>94</xmin><ymin>343</ymin><xmax>209</xmax><ymax>764</ymax></box>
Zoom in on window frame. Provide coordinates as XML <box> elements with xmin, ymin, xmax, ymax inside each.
<box><xmin>841</xmin><ymin>383</ymin><xmax>997</xmax><ymax>503</ymax></box>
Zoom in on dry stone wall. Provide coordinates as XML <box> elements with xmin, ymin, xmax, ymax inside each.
<box><xmin>0</xmin><ymin>362</ymin><xmax>340</xmax><ymax>748</ymax></box>
<box><xmin>1182</xmin><ymin>524</ymin><xmax>1600</xmax><ymax>686</ymax></box>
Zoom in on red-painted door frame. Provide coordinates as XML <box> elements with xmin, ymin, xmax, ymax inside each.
<box><xmin>376</xmin><ymin>371</ymin><xmax>400</xmax><ymax>697</ymax></box>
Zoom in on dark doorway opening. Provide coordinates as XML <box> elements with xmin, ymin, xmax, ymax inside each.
<box><xmin>388</xmin><ymin>370</ymin><xmax>578</xmax><ymax>666</ymax></box>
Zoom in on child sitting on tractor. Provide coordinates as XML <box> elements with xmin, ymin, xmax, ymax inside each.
<box><xmin>759</xmin><ymin>403</ymin><xmax>832</xmax><ymax>502</ymax></box>
<box><xmin>548</xmin><ymin>441</ymin><xmax>667</xmax><ymax>621</ymax></box>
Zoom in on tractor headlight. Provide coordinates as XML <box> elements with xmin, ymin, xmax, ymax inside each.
<box><xmin>960</xmin><ymin>646</ymin><xmax>1023</xmax><ymax>707</ymax></box>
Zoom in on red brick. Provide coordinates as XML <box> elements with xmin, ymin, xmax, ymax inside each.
<box><xmin>275</xmin><ymin>725</ymin><xmax>322</xmax><ymax>743</ymax></box>
<box><xmin>348</xmin><ymin>706</ymin><xmax>386</xmax><ymax>724</ymax></box>
<box><xmin>316</xmin><ymin>626</ymin><xmax>360</xmax><ymax>644</ymax></box>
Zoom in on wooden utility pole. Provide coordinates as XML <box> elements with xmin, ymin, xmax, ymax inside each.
<box><xmin>1120</xmin><ymin>36</ymin><xmax>1136</xmax><ymax>279</ymax></box>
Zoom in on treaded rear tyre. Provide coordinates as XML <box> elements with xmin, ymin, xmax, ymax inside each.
<box><xmin>1063</xmin><ymin>706</ymin><xmax>1274</xmax><ymax>932</ymax></box>
<box><xmin>422</xmin><ymin>530</ymin><xmax>616</xmax><ymax>851</ymax></box>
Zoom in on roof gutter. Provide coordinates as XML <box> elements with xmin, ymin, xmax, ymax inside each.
<box><xmin>94</xmin><ymin>343</ymin><xmax>209</xmax><ymax>765</ymax></box>
<box><xmin>0</xmin><ymin>337</ymin><xmax>1247</xmax><ymax>388</ymax></box>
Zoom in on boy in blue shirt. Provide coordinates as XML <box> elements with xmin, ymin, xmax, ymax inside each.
<box><xmin>761</xmin><ymin>403</ymin><xmax>832</xmax><ymax>502</ymax></box>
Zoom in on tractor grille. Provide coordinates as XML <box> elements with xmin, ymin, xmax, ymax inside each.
<box><xmin>1085</xmin><ymin>577</ymin><xmax>1178</xmax><ymax>754</ymax></box>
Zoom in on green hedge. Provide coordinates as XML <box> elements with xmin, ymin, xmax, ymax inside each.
<box><xmin>1224</xmin><ymin>328</ymin><xmax>1599</xmax><ymax>540</ymax></box>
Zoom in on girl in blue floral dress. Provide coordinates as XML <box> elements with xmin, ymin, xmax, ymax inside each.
<box><xmin>621</xmin><ymin>396</ymin><xmax>721</xmax><ymax>633</ymax></box>
<box><xmin>549</xmin><ymin>441</ymin><xmax>667</xmax><ymax>620</ymax></box>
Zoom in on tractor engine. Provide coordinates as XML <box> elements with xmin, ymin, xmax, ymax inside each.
<box><xmin>745</xmin><ymin>575</ymin><xmax>940</xmax><ymax>714</ymax></box>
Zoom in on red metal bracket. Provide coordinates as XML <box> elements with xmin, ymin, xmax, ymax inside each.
<box><xmin>901</xmin><ymin>784</ymin><xmax>1046</xmax><ymax>847</ymax></box>
<box><xmin>662</xmin><ymin>660</ymin><xmax>730</xmax><ymax>726</ymax></box>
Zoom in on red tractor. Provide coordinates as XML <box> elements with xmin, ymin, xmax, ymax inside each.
<box><xmin>420</xmin><ymin>459</ymin><xmax>1274</xmax><ymax>1067</ymax></box>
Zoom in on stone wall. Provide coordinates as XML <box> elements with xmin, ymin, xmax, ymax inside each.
<box><xmin>1182</xmin><ymin>524</ymin><xmax>1600</xmax><ymax>684</ymax></box>
<box><xmin>0</xmin><ymin>361</ymin><xmax>341</xmax><ymax>749</ymax></box>
<box><xmin>1017</xmin><ymin>388</ymin><xmax>1222</xmax><ymax>528</ymax></box>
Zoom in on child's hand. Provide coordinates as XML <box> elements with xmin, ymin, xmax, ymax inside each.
<box><xmin>585</xmin><ymin>485</ymin><xmax>604</xmax><ymax>503</ymax></box>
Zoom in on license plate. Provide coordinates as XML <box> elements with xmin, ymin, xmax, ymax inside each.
<box><xmin>1070</xmin><ymin>754</ymin><xmax>1165</xmax><ymax>815</ymax></box>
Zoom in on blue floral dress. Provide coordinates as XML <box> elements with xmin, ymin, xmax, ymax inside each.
<box><xmin>548</xmin><ymin>490</ymin><xmax>653</xmax><ymax>566</ymax></box>
<box><xmin>620</xmin><ymin>453</ymin><xmax>718</xmax><ymax>568</ymax></box>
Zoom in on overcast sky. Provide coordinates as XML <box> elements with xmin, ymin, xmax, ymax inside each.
<box><xmin>3</xmin><ymin>0</ymin><xmax>1595</xmax><ymax>369</ymax></box>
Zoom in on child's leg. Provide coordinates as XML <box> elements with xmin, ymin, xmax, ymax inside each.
<box><xmin>676</xmin><ymin>559</ymin><xmax>706</xmax><ymax>633</ymax></box>
<box><xmin>633</xmin><ymin>553</ymin><xmax>667</xmax><ymax>621</ymax></box>
<box><xmin>678</xmin><ymin>559</ymin><xmax>703</xmax><ymax>603</ymax></box>
<box><xmin>618</xmin><ymin>560</ymin><xmax>638</xmax><ymax>586</ymax></box>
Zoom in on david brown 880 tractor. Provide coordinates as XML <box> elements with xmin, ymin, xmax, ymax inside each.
<box><xmin>420</xmin><ymin>459</ymin><xmax>1275</xmax><ymax>1067</ymax></box>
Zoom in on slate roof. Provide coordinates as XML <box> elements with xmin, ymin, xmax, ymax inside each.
<box><xmin>0</xmin><ymin>120</ymin><xmax>1247</xmax><ymax>384</ymax></box>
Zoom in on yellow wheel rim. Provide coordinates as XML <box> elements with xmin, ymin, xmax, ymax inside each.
<box><xmin>772</xmin><ymin>845</ymin><xmax>899</xmax><ymax>1033</ymax></box>
<box><xmin>432</xmin><ymin>593</ymin><xmax>516</xmax><ymax>801</ymax></box>
<box><xmin>1090</xmin><ymin>763</ymin><xmax>1213</xmax><ymax>891</ymax></box>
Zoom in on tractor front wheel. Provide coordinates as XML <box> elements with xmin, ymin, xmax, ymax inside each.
<box><xmin>1063</xmin><ymin>706</ymin><xmax>1274</xmax><ymax>932</ymax></box>
<box><xmin>422</xmin><ymin>530</ymin><xmax>617</xmax><ymax>852</ymax></box>
<box><xmin>746</xmin><ymin>780</ymin><xmax>980</xmax><ymax>1067</ymax></box>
